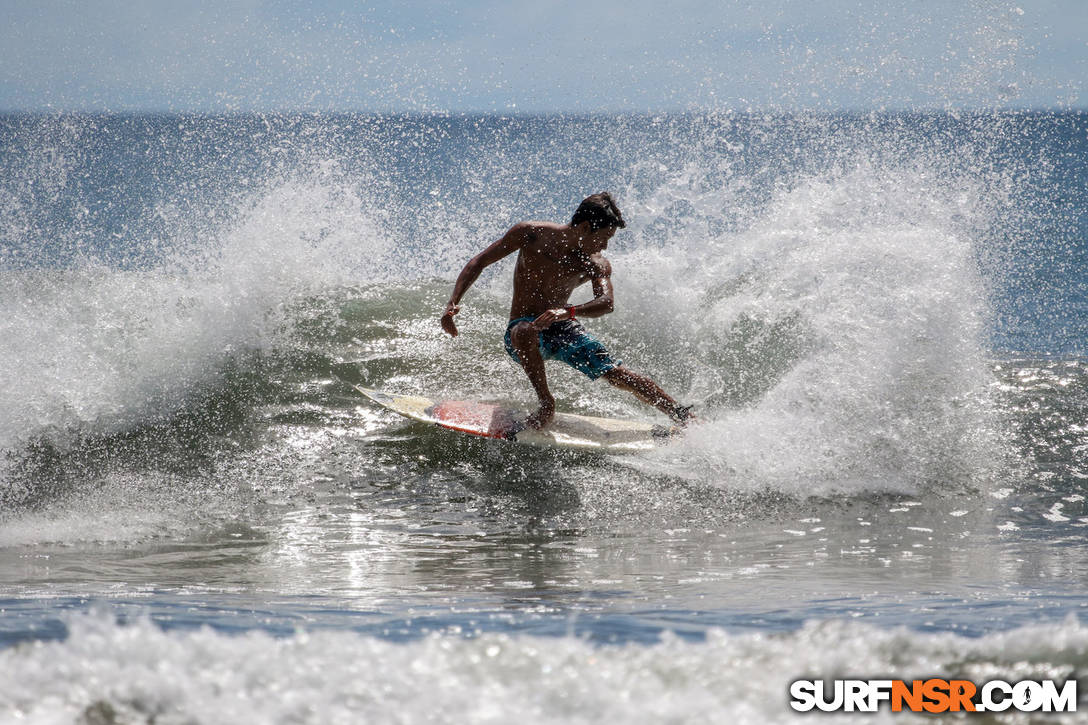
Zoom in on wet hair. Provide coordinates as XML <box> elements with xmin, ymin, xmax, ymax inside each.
<box><xmin>571</xmin><ymin>192</ymin><xmax>626</xmax><ymax>231</ymax></box>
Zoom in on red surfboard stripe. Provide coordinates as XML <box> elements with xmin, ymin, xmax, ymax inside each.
<box><xmin>428</xmin><ymin>401</ymin><xmax>513</xmax><ymax>439</ymax></box>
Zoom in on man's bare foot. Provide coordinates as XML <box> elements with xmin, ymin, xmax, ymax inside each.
<box><xmin>525</xmin><ymin>399</ymin><xmax>556</xmax><ymax>430</ymax></box>
<box><xmin>670</xmin><ymin>404</ymin><xmax>696</xmax><ymax>427</ymax></box>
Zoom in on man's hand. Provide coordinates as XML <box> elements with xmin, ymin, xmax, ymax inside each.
<box><xmin>531</xmin><ymin>307</ymin><xmax>572</xmax><ymax>331</ymax></box>
<box><xmin>440</xmin><ymin>303</ymin><xmax>460</xmax><ymax>337</ymax></box>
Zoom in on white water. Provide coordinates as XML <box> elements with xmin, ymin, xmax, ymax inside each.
<box><xmin>1</xmin><ymin>612</ymin><xmax>1084</xmax><ymax>724</ymax></box>
<box><xmin>597</xmin><ymin>157</ymin><xmax>1004</xmax><ymax>495</ymax></box>
<box><xmin>0</xmin><ymin>172</ymin><xmax>385</xmax><ymax>460</ymax></box>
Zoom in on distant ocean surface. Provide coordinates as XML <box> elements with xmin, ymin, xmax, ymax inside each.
<box><xmin>2</xmin><ymin>110</ymin><xmax>1088</xmax><ymax>722</ymax></box>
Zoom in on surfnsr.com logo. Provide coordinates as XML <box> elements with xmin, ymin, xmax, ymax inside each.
<box><xmin>789</xmin><ymin>678</ymin><xmax>1078</xmax><ymax>714</ymax></box>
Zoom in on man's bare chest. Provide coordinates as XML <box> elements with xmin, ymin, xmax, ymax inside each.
<box><xmin>515</xmin><ymin>250</ymin><xmax>594</xmax><ymax>288</ymax></box>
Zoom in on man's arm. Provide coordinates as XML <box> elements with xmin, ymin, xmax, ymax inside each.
<box><xmin>441</xmin><ymin>223</ymin><xmax>530</xmax><ymax>337</ymax></box>
<box><xmin>531</xmin><ymin>256</ymin><xmax>614</xmax><ymax>330</ymax></box>
<box><xmin>578</xmin><ymin>257</ymin><xmax>615</xmax><ymax>317</ymax></box>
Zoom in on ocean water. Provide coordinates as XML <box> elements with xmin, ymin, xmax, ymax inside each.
<box><xmin>2</xmin><ymin>109</ymin><xmax>1088</xmax><ymax>723</ymax></box>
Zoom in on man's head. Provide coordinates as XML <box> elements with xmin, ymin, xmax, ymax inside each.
<box><xmin>571</xmin><ymin>192</ymin><xmax>626</xmax><ymax>233</ymax></box>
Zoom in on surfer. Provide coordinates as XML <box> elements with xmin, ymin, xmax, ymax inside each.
<box><xmin>440</xmin><ymin>192</ymin><xmax>693</xmax><ymax>430</ymax></box>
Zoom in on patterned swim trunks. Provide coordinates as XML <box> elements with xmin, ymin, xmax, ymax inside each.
<box><xmin>504</xmin><ymin>316</ymin><xmax>622</xmax><ymax>381</ymax></box>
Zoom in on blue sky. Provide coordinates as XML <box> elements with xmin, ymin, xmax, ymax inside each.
<box><xmin>1</xmin><ymin>1</ymin><xmax>1084</xmax><ymax>112</ymax></box>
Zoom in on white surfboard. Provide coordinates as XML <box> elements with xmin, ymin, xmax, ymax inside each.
<box><xmin>343</xmin><ymin>382</ymin><xmax>676</xmax><ymax>453</ymax></box>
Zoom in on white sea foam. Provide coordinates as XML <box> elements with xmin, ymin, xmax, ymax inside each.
<box><xmin>1</xmin><ymin>612</ymin><xmax>1085</xmax><ymax>724</ymax></box>
<box><xmin>610</xmin><ymin>154</ymin><xmax>1006</xmax><ymax>494</ymax></box>
<box><xmin>0</xmin><ymin>171</ymin><xmax>387</xmax><ymax>461</ymax></box>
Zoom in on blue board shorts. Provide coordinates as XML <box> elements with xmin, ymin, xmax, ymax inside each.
<box><xmin>504</xmin><ymin>317</ymin><xmax>621</xmax><ymax>381</ymax></box>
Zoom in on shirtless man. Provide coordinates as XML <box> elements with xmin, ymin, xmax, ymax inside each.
<box><xmin>440</xmin><ymin>192</ymin><xmax>693</xmax><ymax>430</ymax></box>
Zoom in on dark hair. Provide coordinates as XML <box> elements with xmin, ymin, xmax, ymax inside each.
<box><xmin>571</xmin><ymin>192</ymin><xmax>626</xmax><ymax>231</ymax></box>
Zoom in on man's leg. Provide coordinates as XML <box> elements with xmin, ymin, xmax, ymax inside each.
<box><xmin>603</xmin><ymin>365</ymin><xmax>693</xmax><ymax>424</ymax></box>
<box><xmin>509</xmin><ymin>321</ymin><xmax>555</xmax><ymax>429</ymax></box>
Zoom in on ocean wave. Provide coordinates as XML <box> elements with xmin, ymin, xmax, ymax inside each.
<box><xmin>2</xmin><ymin>112</ymin><xmax>1062</xmax><ymax>503</ymax></box>
<box><xmin>0</xmin><ymin>169</ymin><xmax>389</xmax><ymax>453</ymax></box>
<box><xmin>1</xmin><ymin>611</ymin><xmax>1085</xmax><ymax>724</ymax></box>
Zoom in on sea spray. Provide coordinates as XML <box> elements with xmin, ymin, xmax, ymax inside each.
<box><xmin>609</xmin><ymin>121</ymin><xmax>1011</xmax><ymax>494</ymax></box>
<box><xmin>0</xmin><ymin>111</ymin><xmax>1057</xmax><ymax>505</ymax></box>
<box><xmin>0</xmin><ymin>167</ymin><xmax>388</xmax><ymax>472</ymax></box>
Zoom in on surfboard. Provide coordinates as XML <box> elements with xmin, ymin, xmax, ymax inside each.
<box><xmin>343</xmin><ymin>382</ymin><xmax>676</xmax><ymax>453</ymax></box>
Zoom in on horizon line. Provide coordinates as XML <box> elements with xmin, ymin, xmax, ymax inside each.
<box><xmin>2</xmin><ymin>105</ymin><xmax>1086</xmax><ymax>116</ymax></box>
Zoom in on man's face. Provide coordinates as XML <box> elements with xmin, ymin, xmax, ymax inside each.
<box><xmin>582</xmin><ymin>225</ymin><xmax>617</xmax><ymax>253</ymax></box>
